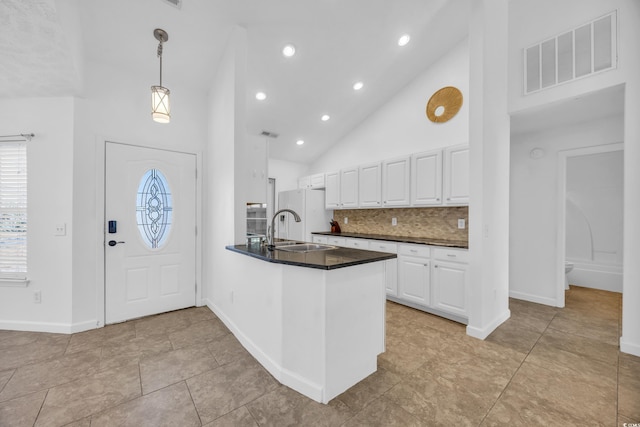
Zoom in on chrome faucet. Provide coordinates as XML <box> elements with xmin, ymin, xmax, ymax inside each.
<box><xmin>267</xmin><ymin>209</ymin><xmax>301</xmax><ymax>249</ymax></box>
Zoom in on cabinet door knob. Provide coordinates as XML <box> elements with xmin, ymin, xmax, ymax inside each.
<box><xmin>434</xmin><ymin>265</ymin><xmax>438</xmax><ymax>268</ymax></box>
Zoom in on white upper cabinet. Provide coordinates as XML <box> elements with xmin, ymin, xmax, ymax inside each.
<box><xmin>340</xmin><ymin>167</ymin><xmax>359</xmax><ymax>208</ymax></box>
<box><xmin>359</xmin><ymin>162</ymin><xmax>382</xmax><ymax>208</ymax></box>
<box><xmin>411</xmin><ymin>149</ymin><xmax>443</xmax><ymax>206</ymax></box>
<box><xmin>310</xmin><ymin>173</ymin><xmax>325</xmax><ymax>189</ymax></box>
<box><xmin>298</xmin><ymin>176</ymin><xmax>310</xmax><ymax>189</ymax></box>
<box><xmin>443</xmin><ymin>145</ymin><xmax>469</xmax><ymax>205</ymax></box>
<box><xmin>319</xmin><ymin>145</ymin><xmax>468</xmax><ymax>210</ymax></box>
<box><xmin>325</xmin><ymin>171</ymin><xmax>340</xmax><ymax>209</ymax></box>
<box><xmin>298</xmin><ymin>173</ymin><xmax>325</xmax><ymax>189</ymax></box>
<box><xmin>382</xmin><ymin>156</ymin><xmax>410</xmax><ymax>207</ymax></box>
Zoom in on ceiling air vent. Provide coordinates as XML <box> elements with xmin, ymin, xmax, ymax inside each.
<box><xmin>260</xmin><ymin>130</ymin><xmax>279</xmax><ymax>138</ymax></box>
<box><xmin>161</xmin><ymin>0</ymin><xmax>182</xmax><ymax>9</ymax></box>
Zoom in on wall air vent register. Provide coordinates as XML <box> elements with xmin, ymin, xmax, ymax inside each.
<box><xmin>524</xmin><ymin>11</ymin><xmax>617</xmax><ymax>95</ymax></box>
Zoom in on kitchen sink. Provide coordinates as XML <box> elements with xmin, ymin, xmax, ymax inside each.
<box><xmin>274</xmin><ymin>243</ymin><xmax>337</xmax><ymax>253</ymax></box>
<box><xmin>273</xmin><ymin>241</ymin><xmax>299</xmax><ymax>247</ymax></box>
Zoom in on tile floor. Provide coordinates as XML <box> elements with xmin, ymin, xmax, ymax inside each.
<box><xmin>0</xmin><ymin>286</ymin><xmax>638</xmax><ymax>426</ymax></box>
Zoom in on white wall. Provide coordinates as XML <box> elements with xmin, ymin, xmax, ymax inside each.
<box><xmin>0</xmin><ymin>57</ymin><xmax>209</xmax><ymax>332</ymax></box>
<box><xmin>566</xmin><ymin>151</ymin><xmax>623</xmax><ymax>265</ymax></box>
<box><xmin>72</xmin><ymin>60</ymin><xmax>208</xmax><ymax>330</ymax></box>
<box><xmin>509</xmin><ymin>116</ymin><xmax>623</xmax><ymax>304</ymax></box>
<box><xmin>268</xmin><ymin>158</ymin><xmax>309</xmax><ymax>194</ymax></box>
<box><xmin>509</xmin><ymin>0</ymin><xmax>640</xmax><ymax>356</ymax></box>
<box><xmin>204</xmin><ymin>25</ymin><xmax>247</xmax><ymax>312</ymax></box>
<box><xmin>466</xmin><ymin>0</ymin><xmax>511</xmax><ymax>339</ymax></box>
<box><xmin>0</xmin><ymin>98</ymin><xmax>75</xmax><ymax>332</ymax></box>
<box><xmin>307</xmin><ymin>38</ymin><xmax>469</xmax><ymax>174</ymax></box>
<box><xmin>508</xmin><ymin>0</ymin><xmax>628</xmax><ymax>115</ymax></box>
<box><xmin>620</xmin><ymin>0</ymin><xmax>640</xmax><ymax>357</ymax></box>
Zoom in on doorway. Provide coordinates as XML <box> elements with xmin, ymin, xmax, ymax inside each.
<box><xmin>104</xmin><ymin>142</ymin><xmax>197</xmax><ymax>324</ymax></box>
<box><xmin>557</xmin><ymin>143</ymin><xmax>624</xmax><ymax>306</ymax></box>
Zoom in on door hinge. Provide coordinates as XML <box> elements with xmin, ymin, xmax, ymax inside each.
<box><xmin>195</xmin><ymin>168</ymin><xmax>198</xmax><ymax>179</ymax></box>
<box><xmin>195</xmin><ymin>282</ymin><xmax>197</xmax><ymax>292</ymax></box>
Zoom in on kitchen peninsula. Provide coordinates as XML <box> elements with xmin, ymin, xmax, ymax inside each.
<box><xmin>224</xmin><ymin>243</ymin><xmax>396</xmax><ymax>403</ymax></box>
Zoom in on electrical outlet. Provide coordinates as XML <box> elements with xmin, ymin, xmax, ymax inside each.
<box><xmin>391</xmin><ymin>217</ymin><xmax>397</xmax><ymax>226</ymax></box>
<box><xmin>34</xmin><ymin>290</ymin><xmax>41</xmax><ymax>304</ymax></box>
<box><xmin>54</xmin><ymin>223</ymin><xmax>66</xmax><ymax>236</ymax></box>
<box><xmin>458</xmin><ymin>219</ymin><xmax>466</xmax><ymax>229</ymax></box>
<box><xmin>344</xmin><ymin>217</ymin><xmax>348</xmax><ymax>224</ymax></box>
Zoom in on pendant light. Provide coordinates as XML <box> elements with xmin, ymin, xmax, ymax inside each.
<box><xmin>151</xmin><ymin>28</ymin><xmax>170</xmax><ymax>123</ymax></box>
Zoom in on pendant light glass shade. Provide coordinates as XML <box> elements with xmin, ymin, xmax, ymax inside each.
<box><xmin>151</xmin><ymin>85</ymin><xmax>170</xmax><ymax>123</ymax></box>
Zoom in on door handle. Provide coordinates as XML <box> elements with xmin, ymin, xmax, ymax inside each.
<box><xmin>108</xmin><ymin>240</ymin><xmax>125</xmax><ymax>247</ymax></box>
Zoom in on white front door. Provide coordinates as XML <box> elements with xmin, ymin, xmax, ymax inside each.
<box><xmin>105</xmin><ymin>142</ymin><xmax>196</xmax><ymax>324</ymax></box>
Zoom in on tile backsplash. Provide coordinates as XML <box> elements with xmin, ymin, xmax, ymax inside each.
<box><xmin>332</xmin><ymin>207</ymin><xmax>469</xmax><ymax>242</ymax></box>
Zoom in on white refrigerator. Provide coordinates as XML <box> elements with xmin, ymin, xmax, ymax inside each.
<box><xmin>276</xmin><ymin>189</ymin><xmax>331</xmax><ymax>242</ymax></box>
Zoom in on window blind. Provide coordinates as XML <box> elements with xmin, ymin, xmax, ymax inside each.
<box><xmin>0</xmin><ymin>142</ymin><xmax>27</xmax><ymax>279</ymax></box>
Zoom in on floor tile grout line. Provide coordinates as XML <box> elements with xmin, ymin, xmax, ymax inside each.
<box><xmin>0</xmin><ymin>368</ymin><xmax>16</xmax><ymax>395</ymax></box>
<box><xmin>478</xmin><ymin>311</ymin><xmax>558</xmax><ymax>426</ymax></box>
<box><xmin>183</xmin><ymin>380</ymin><xmax>205</xmax><ymax>427</ymax></box>
<box><xmin>31</xmin><ymin>387</ymin><xmax>49</xmax><ymax>427</ymax></box>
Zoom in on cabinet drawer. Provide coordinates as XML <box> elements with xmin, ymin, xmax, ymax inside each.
<box><xmin>368</xmin><ymin>240</ymin><xmax>398</xmax><ymax>254</ymax></box>
<box><xmin>312</xmin><ymin>235</ymin><xmax>328</xmax><ymax>244</ymax></box>
<box><xmin>433</xmin><ymin>248</ymin><xmax>469</xmax><ymax>263</ymax></box>
<box><xmin>327</xmin><ymin>237</ymin><xmax>346</xmax><ymax>247</ymax></box>
<box><xmin>344</xmin><ymin>238</ymin><xmax>367</xmax><ymax>249</ymax></box>
<box><xmin>398</xmin><ymin>244</ymin><xmax>431</xmax><ymax>258</ymax></box>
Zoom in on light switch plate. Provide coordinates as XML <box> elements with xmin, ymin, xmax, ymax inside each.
<box><xmin>344</xmin><ymin>217</ymin><xmax>348</xmax><ymax>224</ymax></box>
<box><xmin>391</xmin><ymin>217</ymin><xmax>397</xmax><ymax>226</ymax></box>
<box><xmin>457</xmin><ymin>219</ymin><xmax>465</xmax><ymax>229</ymax></box>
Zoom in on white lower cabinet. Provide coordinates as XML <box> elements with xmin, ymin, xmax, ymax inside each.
<box><xmin>397</xmin><ymin>244</ymin><xmax>431</xmax><ymax>306</ymax></box>
<box><xmin>312</xmin><ymin>235</ymin><xmax>328</xmax><ymax>244</ymax></box>
<box><xmin>398</xmin><ymin>255</ymin><xmax>430</xmax><ymax>306</ymax></box>
<box><xmin>432</xmin><ymin>260</ymin><xmax>468</xmax><ymax>317</ymax></box>
<box><xmin>344</xmin><ymin>238</ymin><xmax>367</xmax><ymax>249</ymax></box>
<box><xmin>369</xmin><ymin>240</ymin><xmax>398</xmax><ymax>297</ymax></box>
<box><xmin>311</xmin><ymin>235</ymin><xmax>468</xmax><ymax>323</ymax></box>
<box><xmin>326</xmin><ymin>236</ymin><xmax>346</xmax><ymax>247</ymax></box>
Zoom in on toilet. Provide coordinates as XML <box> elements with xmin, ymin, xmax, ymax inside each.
<box><xmin>564</xmin><ymin>261</ymin><xmax>574</xmax><ymax>290</ymax></box>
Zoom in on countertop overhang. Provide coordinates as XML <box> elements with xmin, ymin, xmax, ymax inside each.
<box><xmin>226</xmin><ymin>244</ymin><xmax>396</xmax><ymax>270</ymax></box>
<box><xmin>311</xmin><ymin>231</ymin><xmax>468</xmax><ymax>249</ymax></box>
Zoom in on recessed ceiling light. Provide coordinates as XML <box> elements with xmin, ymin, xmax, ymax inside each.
<box><xmin>353</xmin><ymin>81</ymin><xmax>364</xmax><ymax>91</ymax></box>
<box><xmin>398</xmin><ymin>34</ymin><xmax>411</xmax><ymax>47</ymax></box>
<box><xmin>255</xmin><ymin>92</ymin><xmax>267</xmax><ymax>101</ymax></box>
<box><xmin>296</xmin><ymin>139</ymin><xmax>305</xmax><ymax>145</ymax></box>
<box><xmin>321</xmin><ymin>114</ymin><xmax>330</xmax><ymax>121</ymax></box>
<box><xmin>282</xmin><ymin>44</ymin><xmax>296</xmax><ymax>57</ymax></box>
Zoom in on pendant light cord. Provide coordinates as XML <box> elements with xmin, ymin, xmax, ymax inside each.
<box><xmin>157</xmin><ymin>39</ymin><xmax>164</xmax><ymax>87</ymax></box>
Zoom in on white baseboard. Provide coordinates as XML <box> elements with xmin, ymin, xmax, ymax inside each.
<box><xmin>620</xmin><ymin>336</ymin><xmax>640</xmax><ymax>358</ymax></box>
<box><xmin>466</xmin><ymin>309</ymin><xmax>511</xmax><ymax>340</ymax></box>
<box><xmin>70</xmin><ymin>320</ymin><xmax>98</xmax><ymax>333</ymax></box>
<box><xmin>509</xmin><ymin>290</ymin><xmax>558</xmax><ymax>307</ymax></box>
<box><xmin>0</xmin><ymin>318</ymin><xmax>99</xmax><ymax>334</ymax></box>
<box><xmin>567</xmin><ymin>262</ymin><xmax>622</xmax><ymax>293</ymax></box>
<box><xmin>205</xmin><ymin>299</ymin><xmax>324</xmax><ymax>403</ymax></box>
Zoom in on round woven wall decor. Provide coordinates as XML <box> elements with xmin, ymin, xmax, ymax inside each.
<box><xmin>426</xmin><ymin>86</ymin><xmax>463</xmax><ymax>123</ymax></box>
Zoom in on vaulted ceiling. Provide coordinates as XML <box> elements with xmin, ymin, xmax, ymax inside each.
<box><xmin>0</xmin><ymin>0</ymin><xmax>471</xmax><ymax>164</ymax></box>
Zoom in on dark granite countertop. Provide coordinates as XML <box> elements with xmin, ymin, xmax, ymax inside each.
<box><xmin>226</xmin><ymin>244</ymin><xmax>397</xmax><ymax>270</ymax></box>
<box><xmin>311</xmin><ymin>232</ymin><xmax>469</xmax><ymax>249</ymax></box>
